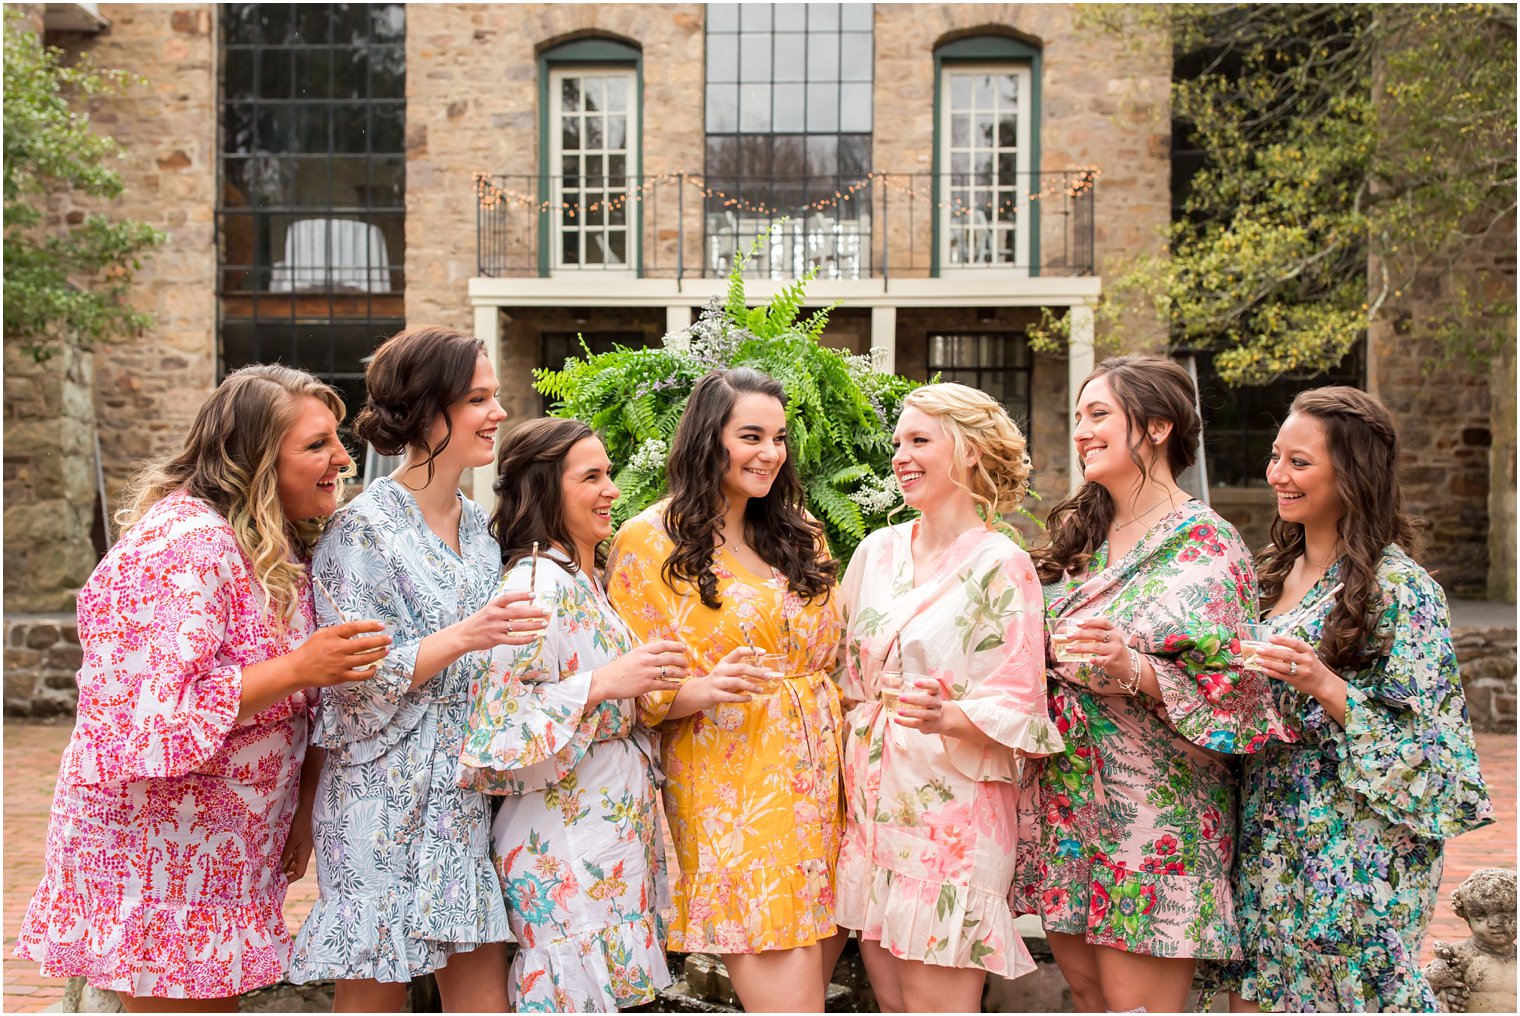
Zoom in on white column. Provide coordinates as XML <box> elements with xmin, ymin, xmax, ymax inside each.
<box><xmin>665</xmin><ymin>305</ymin><xmax>692</xmax><ymax>348</ymax></box>
<box><xmin>470</xmin><ymin>304</ymin><xmax>503</xmax><ymax>507</ymax></box>
<box><xmin>870</xmin><ymin>305</ymin><xmax>897</xmax><ymax>373</ymax></box>
<box><xmin>1067</xmin><ymin>303</ymin><xmax>1096</xmax><ymax>494</ymax></box>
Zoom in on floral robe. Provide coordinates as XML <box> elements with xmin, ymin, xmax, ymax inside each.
<box><xmin>605</xmin><ymin>501</ymin><xmax>844</xmax><ymax>955</ymax></box>
<box><xmin>457</xmin><ymin>551</ymin><xmax>671</xmax><ymax>1012</ymax></box>
<box><xmin>836</xmin><ymin>522</ymin><xmax>1063</xmax><ymax>978</ymax></box>
<box><xmin>16</xmin><ymin>491</ymin><xmax>317</xmax><ymax>999</ymax></box>
<box><xmin>1013</xmin><ymin>502</ymin><xmax>1293</xmax><ymax>959</ymax></box>
<box><xmin>1221</xmin><ymin>546</ymin><xmax>1494</xmax><ymax>1012</ymax></box>
<box><xmin>289</xmin><ymin>476</ymin><xmax>509</xmax><ymax>983</ymax></box>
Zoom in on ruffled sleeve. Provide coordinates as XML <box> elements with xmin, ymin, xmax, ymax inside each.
<box><xmin>458</xmin><ymin>561</ymin><xmax>607</xmax><ymax>795</ymax></box>
<box><xmin>1304</xmin><ymin>559</ymin><xmax>1494</xmax><ymax>839</ymax></box>
<box><xmin>1140</xmin><ymin>523</ymin><xmax>1294</xmax><ymax>755</ymax></box>
<box><xmin>606</xmin><ymin>513</ymin><xmax>686</xmax><ymax>728</ymax></box>
<box><xmin>941</xmin><ymin>543</ymin><xmax>1064</xmax><ymax>782</ymax></box>
<box><xmin>62</xmin><ymin>519</ymin><xmax>245</xmax><ymax>785</ymax></box>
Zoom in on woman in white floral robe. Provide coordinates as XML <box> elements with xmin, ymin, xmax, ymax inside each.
<box><xmin>459</xmin><ymin>418</ymin><xmax>685</xmax><ymax>1012</ymax></box>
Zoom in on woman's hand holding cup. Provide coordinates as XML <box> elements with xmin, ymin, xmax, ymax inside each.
<box><xmin>588</xmin><ymin>640</ymin><xmax>689</xmax><ymax>705</ymax></box>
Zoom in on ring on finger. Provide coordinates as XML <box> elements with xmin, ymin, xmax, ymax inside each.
<box><xmin>1102</xmin><ymin>633</ymin><xmax>1111</xmax><ymax>643</ymax></box>
<box><xmin>1288</xmin><ymin>660</ymin><xmax>1298</xmax><ymax>677</ymax></box>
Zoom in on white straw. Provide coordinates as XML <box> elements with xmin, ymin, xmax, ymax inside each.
<box><xmin>312</xmin><ymin>576</ymin><xmax>349</xmax><ymax>623</ymax></box>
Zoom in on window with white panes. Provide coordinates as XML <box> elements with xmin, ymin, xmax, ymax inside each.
<box><xmin>550</xmin><ymin>67</ymin><xmax>638</xmax><ymax>271</ymax></box>
<box><xmin>939</xmin><ymin>64</ymin><xmax>1032</xmax><ymax>271</ymax></box>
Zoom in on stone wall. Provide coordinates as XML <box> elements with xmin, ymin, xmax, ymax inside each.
<box><xmin>404</xmin><ymin>4</ymin><xmax>706</xmax><ymax>334</ymax></box>
<box><xmin>1488</xmin><ymin>339</ymin><xmax>1516</xmax><ymax>603</ymax></box>
<box><xmin>4</xmin><ymin>614</ymin><xmax>82</xmax><ymax>717</ymax></box>
<box><xmin>1454</xmin><ymin>622</ymin><xmax>1518</xmax><ymax>734</ymax></box>
<box><xmin>54</xmin><ymin>4</ymin><xmax>222</xmax><ymax>503</ymax></box>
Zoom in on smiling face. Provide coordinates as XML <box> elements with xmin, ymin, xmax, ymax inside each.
<box><xmin>892</xmin><ymin>405</ymin><xmax>971</xmax><ymax>514</ymax></box>
<box><xmin>275</xmin><ymin>395</ymin><xmax>352</xmax><ymax>521</ymax></box>
<box><xmin>420</xmin><ymin>355</ymin><xmax>506</xmax><ymax>471</ymax></box>
<box><xmin>560</xmin><ymin>435</ymin><xmax>619</xmax><ymax>564</ymax></box>
<box><xmin>1267</xmin><ymin>412</ymin><xmax>1343</xmax><ymax>531</ymax></box>
<box><xmin>719</xmin><ymin>392</ymin><xmax>788</xmax><ymax>505</ymax></box>
<box><xmin>1072</xmin><ymin>374</ymin><xmax>1144</xmax><ymax>491</ymax></box>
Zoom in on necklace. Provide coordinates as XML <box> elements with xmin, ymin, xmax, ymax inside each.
<box><xmin>1111</xmin><ymin>492</ymin><xmax>1180</xmax><ymax>533</ymax></box>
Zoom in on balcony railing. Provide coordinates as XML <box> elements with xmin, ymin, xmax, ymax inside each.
<box><xmin>474</xmin><ymin>170</ymin><xmax>1097</xmax><ymax>281</ymax></box>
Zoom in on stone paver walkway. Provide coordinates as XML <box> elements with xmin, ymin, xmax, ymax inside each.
<box><xmin>4</xmin><ymin>720</ymin><xmax>1515</xmax><ymax>1012</ymax></box>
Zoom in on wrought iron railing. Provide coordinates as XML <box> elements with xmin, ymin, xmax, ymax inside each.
<box><xmin>474</xmin><ymin>170</ymin><xmax>1097</xmax><ymax>280</ymax></box>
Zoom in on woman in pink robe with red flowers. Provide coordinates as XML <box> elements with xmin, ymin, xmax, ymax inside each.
<box><xmin>15</xmin><ymin>366</ymin><xmax>390</xmax><ymax>1010</ymax></box>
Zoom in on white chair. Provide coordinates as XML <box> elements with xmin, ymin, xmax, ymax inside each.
<box><xmin>269</xmin><ymin>218</ymin><xmax>391</xmax><ymax>292</ymax></box>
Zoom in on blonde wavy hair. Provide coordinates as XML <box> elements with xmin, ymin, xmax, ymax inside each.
<box><xmin>900</xmin><ymin>382</ymin><xmax>1031</xmax><ymax>524</ymax></box>
<box><xmin>115</xmin><ymin>364</ymin><xmax>348</xmax><ymax>628</ymax></box>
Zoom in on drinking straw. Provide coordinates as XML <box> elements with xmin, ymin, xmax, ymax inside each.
<box><xmin>528</xmin><ymin>541</ymin><xmax>540</xmax><ymax>593</ymax></box>
<box><xmin>312</xmin><ymin>576</ymin><xmax>349</xmax><ymax>623</ymax></box>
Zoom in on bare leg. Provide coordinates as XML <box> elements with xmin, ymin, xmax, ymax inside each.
<box><xmin>1047</xmin><ymin>930</ymin><xmax>1106</xmax><ymax>1013</ymax></box>
<box><xmin>725</xmin><ymin>945</ymin><xmax>826</xmax><ymax>1012</ymax></box>
<box><xmin>117</xmin><ymin>994</ymin><xmax>239</xmax><ymax>1013</ymax></box>
<box><xmin>1228</xmin><ymin>989</ymin><xmax>1263</xmax><ymax>1013</ymax></box>
<box><xmin>897</xmin><ymin>957</ymin><xmax>987</xmax><ymax>1013</ymax></box>
<box><xmin>332</xmin><ymin>978</ymin><xmax>408</xmax><ymax>1012</ymax></box>
<box><xmin>433</xmin><ymin>943</ymin><xmax>510</xmax><ymax>1013</ymax></box>
<box><xmin>819</xmin><ymin>929</ymin><xmax>850</xmax><ymax>990</ymax></box>
<box><xmin>1094</xmin><ymin>946</ymin><xmax>1195</xmax><ymax>1014</ymax></box>
<box><xmin>858</xmin><ymin>938</ymin><xmax>906</xmax><ymax>1014</ymax></box>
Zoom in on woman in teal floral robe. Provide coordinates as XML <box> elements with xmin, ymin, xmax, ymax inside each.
<box><xmin>1217</xmin><ymin>387</ymin><xmax>1492</xmax><ymax>1012</ymax></box>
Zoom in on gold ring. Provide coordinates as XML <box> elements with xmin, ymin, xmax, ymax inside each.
<box><xmin>661</xmin><ymin>665</ymin><xmax>667</xmax><ymax>680</ymax></box>
<box><xmin>1289</xmin><ymin>660</ymin><xmax>1298</xmax><ymax>677</ymax></box>
<box><xmin>506</xmin><ymin>620</ymin><xmax>513</xmax><ymax>634</ymax></box>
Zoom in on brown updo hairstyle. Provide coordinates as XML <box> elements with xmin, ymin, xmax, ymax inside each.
<box><xmin>663</xmin><ymin>367</ymin><xmax>837</xmax><ymax>609</ymax></box>
<box><xmin>352</xmin><ymin>325</ymin><xmax>488</xmax><ymax>485</ymax></box>
<box><xmin>1256</xmin><ymin>386</ymin><xmax>1423</xmax><ymax>672</ymax></box>
<box><xmin>491</xmin><ymin>417</ymin><xmax>600</xmax><ymax>573</ymax></box>
<box><xmin>1032</xmin><ymin>355</ymin><xmax>1202</xmax><ymax>583</ymax></box>
<box><xmin>897</xmin><ymin>382</ymin><xmax>1031</xmax><ymax>523</ymax></box>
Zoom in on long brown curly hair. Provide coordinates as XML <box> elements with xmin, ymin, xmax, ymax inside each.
<box><xmin>490</xmin><ymin>417</ymin><xmax>601</xmax><ymax>574</ymax></box>
<box><xmin>662</xmin><ymin>368</ymin><xmax>837</xmax><ymax>609</ymax></box>
<box><xmin>1032</xmin><ymin>355</ymin><xmax>1202</xmax><ymax>583</ymax></box>
<box><xmin>1256</xmin><ymin>386</ymin><xmax>1424</xmax><ymax>671</ymax></box>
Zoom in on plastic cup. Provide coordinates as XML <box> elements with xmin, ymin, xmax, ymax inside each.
<box><xmin>1240</xmin><ymin>622</ymin><xmax>1276</xmax><ymax>671</ymax></box>
<box><xmin>1047</xmin><ymin>617</ymin><xmax>1093</xmax><ymax>663</ymax></box>
<box><xmin>751</xmin><ymin>651</ymin><xmax>787</xmax><ymax>698</ymax></box>
<box><xmin>354</xmin><ymin>620</ymin><xmax>396</xmax><ymax>671</ymax></box>
<box><xmin>878</xmin><ymin>669</ymin><xmax>904</xmax><ymax>717</ymax></box>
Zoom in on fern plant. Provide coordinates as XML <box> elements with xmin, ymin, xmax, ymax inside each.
<box><xmin>535</xmin><ymin>250</ymin><xmax>921</xmax><ymax>567</ymax></box>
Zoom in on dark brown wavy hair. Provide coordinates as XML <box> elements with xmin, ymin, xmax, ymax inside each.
<box><xmin>1032</xmin><ymin>355</ymin><xmax>1202</xmax><ymax>583</ymax></box>
<box><xmin>490</xmin><ymin>417</ymin><xmax>601</xmax><ymax>573</ymax></box>
<box><xmin>1256</xmin><ymin>386</ymin><xmax>1423</xmax><ymax>671</ymax></box>
<box><xmin>662</xmin><ymin>368</ymin><xmax>837</xmax><ymax>609</ymax></box>
<box><xmin>352</xmin><ymin>325</ymin><xmax>488</xmax><ymax>486</ymax></box>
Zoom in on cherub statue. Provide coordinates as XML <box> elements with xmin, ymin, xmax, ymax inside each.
<box><xmin>1425</xmin><ymin>868</ymin><xmax>1517</xmax><ymax>1013</ymax></box>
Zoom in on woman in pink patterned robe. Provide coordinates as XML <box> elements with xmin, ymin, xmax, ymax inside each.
<box><xmin>15</xmin><ymin>365</ymin><xmax>392</xmax><ymax>1010</ymax></box>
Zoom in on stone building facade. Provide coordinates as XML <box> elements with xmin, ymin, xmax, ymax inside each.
<box><xmin>3</xmin><ymin>2</ymin><xmax>1513</xmax><ymax>713</ymax></box>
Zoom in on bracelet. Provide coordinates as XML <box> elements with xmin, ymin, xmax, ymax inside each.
<box><xmin>1119</xmin><ymin>648</ymin><xmax>1142</xmax><ymax>696</ymax></box>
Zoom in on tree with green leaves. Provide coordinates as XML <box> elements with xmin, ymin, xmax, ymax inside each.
<box><xmin>4</xmin><ymin>9</ymin><xmax>164</xmax><ymax>358</ymax></box>
<box><xmin>536</xmin><ymin>256</ymin><xmax>921</xmax><ymax>567</ymax></box>
<box><xmin>1037</xmin><ymin>3</ymin><xmax>1516</xmax><ymax>384</ymax></box>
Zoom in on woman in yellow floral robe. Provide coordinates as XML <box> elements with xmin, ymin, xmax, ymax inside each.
<box><xmin>605</xmin><ymin>368</ymin><xmax>845</xmax><ymax>1012</ymax></box>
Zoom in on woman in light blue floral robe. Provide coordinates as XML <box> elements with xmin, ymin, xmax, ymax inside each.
<box><xmin>1216</xmin><ymin>387</ymin><xmax>1492</xmax><ymax>1013</ymax></box>
<box><xmin>459</xmin><ymin>418</ymin><xmax>686</xmax><ymax>1012</ymax></box>
<box><xmin>288</xmin><ymin>327</ymin><xmax>545</xmax><ymax>1010</ymax></box>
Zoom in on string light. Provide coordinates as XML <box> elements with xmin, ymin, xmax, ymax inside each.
<box><xmin>474</xmin><ymin>167</ymin><xmax>1102</xmax><ymax>218</ymax></box>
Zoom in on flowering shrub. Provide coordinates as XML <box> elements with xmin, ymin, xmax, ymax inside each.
<box><xmin>535</xmin><ymin>250</ymin><xmax>920</xmax><ymax>567</ymax></box>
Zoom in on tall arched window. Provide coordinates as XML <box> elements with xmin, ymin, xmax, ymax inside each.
<box><xmin>933</xmin><ymin>34</ymin><xmax>1041</xmax><ymax>276</ymax></box>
